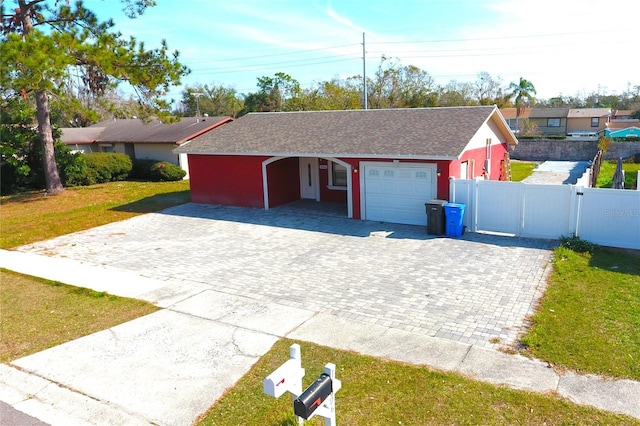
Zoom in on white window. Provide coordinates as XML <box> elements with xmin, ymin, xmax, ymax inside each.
<box><xmin>328</xmin><ymin>162</ymin><xmax>347</xmax><ymax>189</ymax></box>
<box><xmin>591</xmin><ymin>117</ymin><xmax>599</xmax><ymax>127</ymax></box>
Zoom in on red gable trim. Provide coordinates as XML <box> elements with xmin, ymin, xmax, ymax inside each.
<box><xmin>176</xmin><ymin>117</ymin><xmax>235</xmax><ymax>145</ymax></box>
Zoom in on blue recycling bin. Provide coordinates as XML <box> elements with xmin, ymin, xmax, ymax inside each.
<box><xmin>444</xmin><ymin>203</ymin><xmax>466</xmax><ymax>237</ymax></box>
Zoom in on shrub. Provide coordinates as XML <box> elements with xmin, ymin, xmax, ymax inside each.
<box><xmin>558</xmin><ymin>235</ymin><xmax>597</xmax><ymax>254</ymax></box>
<box><xmin>54</xmin><ymin>143</ymin><xmax>91</xmax><ymax>187</ymax></box>
<box><xmin>597</xmin><ymin>136</ymin><xmax>611</xmax><ymax>154</ymax></box>
<box><xmin>149</xmin><ymin>161</ymin><xmax>186</xmax><ymax>181</ymax></box>
<box><xmin>132</xmin><ymin>159</ymin><xmax>157</xmax><ymax>180</ymax></box>
<box><xmin>84</xmin><ymin>152</ymin><xmax>132</xmax><ymax>183</ymax></box>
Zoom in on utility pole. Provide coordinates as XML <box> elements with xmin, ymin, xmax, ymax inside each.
<box><xmin>192</xmin><ymin>92</ymin><xmax>203</xmax><ymax>122</ymax></box>
<box><xmin>362</xmin><ymin>32</ymin><xmax>367</xmax><ymax>110</ymax></box>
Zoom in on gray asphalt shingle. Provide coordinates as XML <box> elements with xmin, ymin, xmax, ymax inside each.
<box><xmin>177</xmin><ymin>106</ymin><xmax>505</xmax><ymax>158</ymax></box>
<box><xmin>91</xmin><ymin>116</ymin><xmax>232</xmax><ymax>144</ymax></box>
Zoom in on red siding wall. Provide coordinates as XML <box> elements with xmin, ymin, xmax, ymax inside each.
<box><xmin>188</xmin><ymin>153</ymin><xmax>508</xmax><ymax>219</ymax></box>
<box><xmin>267</xmin><ymin>157</ymin><xmax>300</xmax><ymax>207</ymax></box>
<box><xmin>458</xmin><ymin>143</ymin><xmax>509</xmax><ymax>181</ymax></box>
<box><xmin>188</xmin><ymin>154</ymin><xmax>267</xmax><ymax>207</ymax></box>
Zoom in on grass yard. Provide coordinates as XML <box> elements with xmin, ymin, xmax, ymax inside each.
<box><xmin>195</xmin><ymin>339</ymin><xmax>637</xmax><ymax>425</ymax></box>
<box><xmin>596</xmin><ymin>159</ymin><xmax>640</xmax><ymax>189</ymax></box>
<box><xmin>0</xmin><ymin>269</ymin><xmax>160</xmax><ymax>362</ymax></box>
<box><xmin>520</xmin><ymin>245</ymin><xmax>640</xmax><ymax>380</ymax></box>
<box><xmin>509</xmin><ymin>160</ymin><xmax>537</xmax><ymax>182</ymax></box>
<box><xmin>0</xmin><ymin>180</ymin><xmax>190</xmax><ymax>249</ymax></box>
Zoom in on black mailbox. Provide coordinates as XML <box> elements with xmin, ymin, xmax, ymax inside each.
<box><xmin>293</xmin><ymin>373</ymin><xmax>333</xmax><ymax>419</ymax></box>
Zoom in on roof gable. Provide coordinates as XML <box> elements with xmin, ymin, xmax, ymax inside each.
<box><xmin>177</xmin><ymin>106</ymin><xmax>514</xmax><ymax>158</ymax></box>
<box><xmin>90</xmin><ymin>116</ymin><xmax>233</xmax><ymax>144</ymax></box>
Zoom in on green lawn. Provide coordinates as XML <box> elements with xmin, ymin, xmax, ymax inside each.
<box><xmin>520</xmin><ymin>245</ymin><xmax>640</xmax><ymax>380</ymax></box>
<box><xmin>509</xmin><ymin>160</ymin><xmax>536</xmax><ymax>181</ymax></box>
<box><xmin>0</xmin><ymin>180</ymin><xmax>190</xmax><ymax>249</ymax></box>
<box><xmin>596</xmin><ymin>159</ymin><xmax>640</xmax><ymax>189</ymax></box>
<box><xmin>196</xmin><ymin>339</ymin><xmax>637</xmax><ymax>425</ymax></box>
<box><xmin>0</xmin><ymin>269</ymin><xmax>160</xmax><ymax>363</ymax></box>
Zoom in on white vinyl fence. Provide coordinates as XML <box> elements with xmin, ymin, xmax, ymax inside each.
<box><xmin>449</xmin><ymin>178</ymin><xmax>640</xmax><ymax>250</ymax></box>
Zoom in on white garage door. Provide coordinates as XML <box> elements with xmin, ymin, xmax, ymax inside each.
<box><xmin>363</xmin><ymin>162</ymin><xmax>437</xmax><ymax>226</ymax></box>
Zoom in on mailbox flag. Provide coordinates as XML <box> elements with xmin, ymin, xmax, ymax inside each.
<box><xmin>293</xmin><ymin>373</ymin><xmax>333</xmax><ymax>419</ymax></box>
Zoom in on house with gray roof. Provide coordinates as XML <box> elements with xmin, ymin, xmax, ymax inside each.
<box><xmin>175</xmin><ymin>106</ymin><xmax>517</xmax><ymax>226</ymax></box>
<box><xmin>527</xmin><ymin>107</ymin><xmax>569</xmax><ymax>137</ymax></box>
<box><xmin>61</xmin><ymin>116</ymin><xmax>234</xmax><ymax>178</ymax></box>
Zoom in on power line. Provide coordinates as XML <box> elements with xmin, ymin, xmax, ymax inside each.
<box><xmin>186</xmin><ymin>43</ymin><xmax>361</xmax><ymax>64</ymax></box>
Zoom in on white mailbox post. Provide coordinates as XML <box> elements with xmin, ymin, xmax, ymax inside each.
<box><xmin>263</xmin><ymin>344</ymin><xmax>305</xmax><ymax>399</ymax></box>
<box><xmin>263</xmin><ymin>343</ymin><xmax>341</xmax><ymax>426</ymax></box>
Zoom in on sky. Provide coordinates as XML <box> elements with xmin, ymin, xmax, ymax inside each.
<box><xmin>92</xmin><ymin>0</ymin><xmax>639</xmax><ymax>105</ymax></box>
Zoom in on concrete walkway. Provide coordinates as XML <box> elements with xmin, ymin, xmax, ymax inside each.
<box><xmin>522</xmin><ymin>160</ymin><xmax>591</xmax><ymax>185</ymax></box>
<box><xmin>1</xmin><ymin>204</ymin><xmax>638</xmax><ymax>424</ymax></box>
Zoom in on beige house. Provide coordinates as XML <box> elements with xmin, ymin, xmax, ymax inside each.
<box><xmin>61</xmin><ymin>116</ymin><xmax>234</xmax><ymax>178</ymax></box>
<box><xmin>566</xmin><ymin>108</ymin><xmax>611</xmax><ymax>136</ymax></box>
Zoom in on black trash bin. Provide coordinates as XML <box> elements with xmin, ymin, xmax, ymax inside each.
<box><xmin>425</xmin><ymin>199</ymin><xmax>447</xmax><ymax>235</ymax></box>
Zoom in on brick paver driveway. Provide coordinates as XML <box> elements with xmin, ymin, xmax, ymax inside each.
<box><xmin>18</xmin><ymin>203</ymin><xmax>556</xmax><ymax>349</ymax></box>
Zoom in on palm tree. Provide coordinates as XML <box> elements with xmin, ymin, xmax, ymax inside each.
<box><xmin>508</xmin><ymin>77</ymin><xmax>537</xmax><ymax>131</ymax></box>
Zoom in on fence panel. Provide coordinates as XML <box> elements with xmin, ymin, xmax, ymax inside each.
<box><xmin>521</xmin><ymin>184</ymin><xmax>575</xmax><ymax>239</ymax></box>
<box><xmin>577</xmin><ymin>188</ymin><xmax>640</xmax><ymax>250</ymax></box>
<box><xmin>475</xmin><ymin>180</ymin><xmax>522</xmax><ymax>235</ymax></box>
<box><xmin>449</xmin><ymin>178</ymin><xmax>638</xmax><ymax>249</ymax></box>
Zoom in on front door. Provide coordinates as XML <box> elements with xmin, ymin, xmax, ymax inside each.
<box><xmin>299</xmin><ymin>157</ymin><xmax>319</xmax><ymax>200</ymax></box>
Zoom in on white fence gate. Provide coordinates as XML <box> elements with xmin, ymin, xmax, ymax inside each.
<box><xmin>450</xmin><ymin>178</ymin><xmax>640</xmax><ymax>250</ymax></box>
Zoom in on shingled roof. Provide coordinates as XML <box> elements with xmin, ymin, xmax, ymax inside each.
<box><xmin>91</xmin><ymin>116</ymin><xmax>234</xmax><ymax>144</ymax></box>
<box><xmin>61</xmin><ymin>127</ymin><xmax>105</xmax><ymax>144</ymax></box>
<box><xmin>176</xmin><ymin>106</ymin><xmax>514</xmax><ymax>159</ymax></box>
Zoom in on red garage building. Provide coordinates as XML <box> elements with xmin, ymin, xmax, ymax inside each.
<box><xmin>175</xmin><ymin>106</ymin><xmax>517</xmax><ymax>226</ymax></box>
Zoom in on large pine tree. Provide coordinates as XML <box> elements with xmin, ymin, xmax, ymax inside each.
<box><xmin>1</xmin><ymin>0</ymin><xmax>188</xmax><ymax>194</ymax></box>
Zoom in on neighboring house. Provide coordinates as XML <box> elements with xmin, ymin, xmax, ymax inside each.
<box><xmin>566</xmin><ymin>108</ymin><xmax>610</xmax><ymax>137</ymax></box>
<box><xmin>62</xmin><ymin>127</ymin><xmax>105</xmax><ymax>152</ymax></box>
<box><xmin>61</xmin><ymin>116</ymin><xmax>234</xmax><ymax>178</ymax></box>
<box><xmin>603</xmin><ymin>112</ymin><xmax>640</xmax><ymax>140</ymax></box>
<box><xmin>604</xmin><ymin>126</ymin><xmax>640</xmax><ymax>140</ymax></box>
<box><xmin>175</xmin><ymin>106</ymin><xmax>517</xmax><ymax>226</ymax></box>
<box><xmin>527</xmin><ymin>108</ymin><xmax>569</xmax><ymax>136</ymax></box>
<box><xmin>611</xmin><ymin>110</ymin><xmax>634</xmax><ymax>120</ymax></box>
<box><xmin>499</xmin><ymin>107</ymin><xmax>532</xmax><ymax>133</ymax></box>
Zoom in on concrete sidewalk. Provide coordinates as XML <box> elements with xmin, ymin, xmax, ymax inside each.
<box><xmin>1</xmin><ymin>249</ymin><xmax>639</xmax><ymax>425</ymax></box>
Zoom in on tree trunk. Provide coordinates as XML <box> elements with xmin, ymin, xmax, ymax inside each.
<box><xmin>35</xmin><ymin>90</ymin><xmax>65</xmax><ymax>195</ymax></box>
